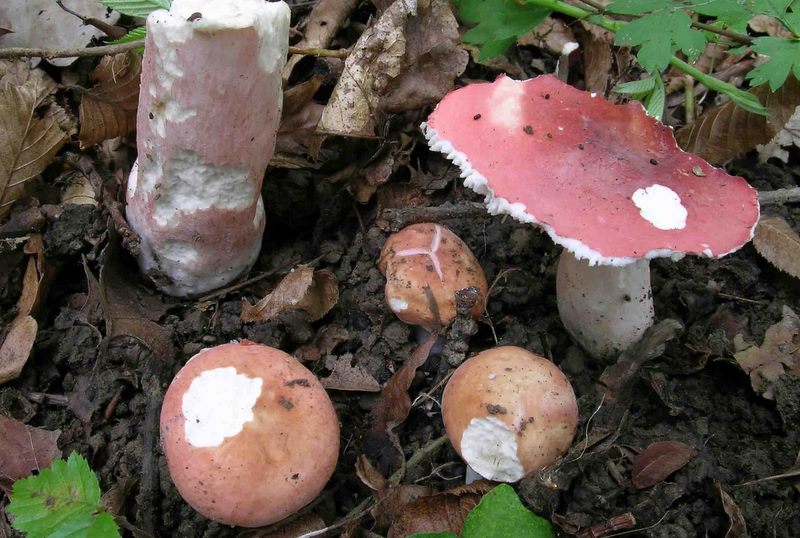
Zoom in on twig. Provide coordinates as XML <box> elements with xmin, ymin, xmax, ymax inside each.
<box><xmin>759</xmin><ymin>187</ymin><xmax>800</xmax><ymax>205</ymax></box>
<box><xmin>0</xmin><ymin>41</ymin><xmax>348</xmax><ymax>59</ymax></box>
<box><xmin>376</xmin><ymin>202</ymin><xmax>490</xmax><ymax>232</ymax></box>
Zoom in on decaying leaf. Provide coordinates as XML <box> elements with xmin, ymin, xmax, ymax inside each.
<box><xmin>0</xmin><ymin>62</ymin><xmax>73</xmax><ymax>219</ymax></box>
<box><xmin>241</xmin><ymin>267</ymin><xmax>338</xmax><ymax>323</ymax></box>
<box><xmin>282</xmin><ymin>0</ymin><xmax>357</xmax><ymax>80</ymax></box>
<box><xmin>733</xmin><ymin>306</ymin><xmax>800</xmax><ymax>400</ymax></box>
<box><xmin>753</xmin><ymin>216</ymin><xmax>800</xmax><ymax>279</ymax></box>
<box><xmin>356</xmin><ymin>455</ymin><xmax>434</xmax><ymax>532</ymax></box>
<box><xmin>631</xmin><ymin>440</ymin><xmax>697</xmax><ymax>489</ymax></box>
<box><xmin>579</xmin><ymin>22</ymin><xmax>616</xmax><ymax>94</ymax></box>
<box><xmin>0</xmin><ymin>415</ymin><xmax>60</xmax><ymax>492</ymax></box>
<box><xmin>276</xmin><ymin>75</ymin><xmax>325</xmax><ymax>156</ymax></box>
<box><xmin>0</xmin><ymin>0</ymin><xmax>120</xmax><ymax>66</ymax></box>
<box><xmin>715</xmin><ymin>483</ymin><xmax>748</xmax><ymax>538</ymax></box>
<box><xmin>517</xmin><ymin>16</ymin><xmax>576</xmax><ymax>56</ymax></box>
<box><xmin>293</xmin><ymin>324</ymin><xmax>350</xmax><ymax>362</ymax></box>
<box><xmin>675</xmin><ymin>76</ymin><xmax>800</xmax><ymax>164</ymax></box>
<box><xmin>0</xmin><ymin>234</ymin><xmax>47</xmax><ymax>384</ymax></box>
<box><xmin>79</xmin><ymin>52</ymin><xmax>141</xmax><ymax>148</ymax></box>
<box><xmin>758</xmin><ymin>104</ymin><xmax>800</xmax><ymax>163</ymax></box>
<box><xmin>388</xmin><ymin>481</ymin><xmax>494</xmax><ymax>538</ymax></box>
<box><xmin>240</xmin><ymin>514</ymin><xmax>326</xmax><ymax>538</ymax></box>
<box><xmin>318</xmin><ymin>0</ymin><xmax>467</xmax><ymax>137</ymax></box>
<box><xmin>320</xmin><ymin>355</ymin><xmax>381</xmax><ymax>392</ymax></box>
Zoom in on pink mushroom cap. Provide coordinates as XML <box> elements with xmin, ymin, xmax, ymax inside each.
<box><xmin>422</xmin><ymin>75</ymin><xmax>760</xmax><ymax>266</ymax></box>
<box><xmin>160</xmin><ymin>341</ymin><xmax>340</xmax><ymax>527</ymax></box>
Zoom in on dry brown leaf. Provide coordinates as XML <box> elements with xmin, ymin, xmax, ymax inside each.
<box><xmin>0</xmin><ymin>316</ymin><xmax>37</xmax><ymax>385</ymax></box>
<box><xmin>753</xmin><ymin>216</ymin><xmax>800</xmax><ymax>279</ymax></box>
<box><xmin>321</xmin><ymin>356</ymin><xmax>381</xmax><ymax>392</ymax></box>
<box><xmin>318</xmin><ymin>0</ymin><xmax>467</xmax><ymax>137</ymax></box>
<box><xmin>715</xmin><ymin>483</ymin><xmax>748</xmax><ymax>538</ymax></box>
<box><xmin>0</xmin><ymin>234</ymin><xmax>46</xmax><ymax>384</ymax></box>
<box><xmin>241</xmin><ymin>514</ymin><xmax>326</xmax><ymax>538</ymax></box>
<box><xmin>749</xmin><ymin>15</ymin><xmax>793</xmax><ymax>37</ymax></box>
<box><xmin>0</xmin><ymin>62</ymin><xmax>72</xmax><ymax>219</ymax></box>
<box><xmin>282</xmin><ymin>0</ymin><xmax>357</xmax><ymax>80</ymax></box>
<box><xmin>675</xmin><ymin>76</ymin><xmax>800</xmax><ymax>164</ymax></box>
<box><xmin>631</xmin><ymin>440</ymin><xmax>697</xmax><ymax>489</ymax></box>
<box><xmin>388</xmin><ymin>481</ymin><xmax>494</xmax><ymax>538</ymax></box>
<box><xmin>517</xmin><ymin>16</ymin><xmax>576</xmax><ymax>55</ymax></box>
<box><xmin>0</xmin><ymin>415</ymin><xmax>60</xmax><ymax>492</ymax></box>
<box><xmin>242</xmin><ymin>267</ymin><xmax>338</xmax><ymax>322</ymax></box>
<box><xmin>79</xmin><ymin>52</ymin><xmax>141</xmax><ymax>148</ymax></box>
<box><xmin>733</xmin><ymin>306</ymin><xmax>800</xmax><ymax>400</ymax></box>
<box><xmin>579</xmin><ymin>22</ymin><xmax>615</xmax><ymax>94</ymax></box>
<box><xmin>276</xmin><ymin>75</ymin><xmax>325</xmax><ymax>155</ymax></box>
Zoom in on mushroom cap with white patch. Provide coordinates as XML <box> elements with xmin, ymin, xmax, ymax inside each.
<box><xmin>160</xmin><ymin>341</ymin><xmax>340</xmax><ymax>527</ymax></box>
<box><xmin>442</xmin><ymin>346</ymin><xmax>578</xmax><ymax>482</ymax></box>
<box><xmin>422</xmin><ymin>75</ymin><xmax>760</xmax><ymax>266</ymax></box>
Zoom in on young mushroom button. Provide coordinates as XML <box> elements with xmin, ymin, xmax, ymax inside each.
<box><xmin>159</xmin><ymin>341</ymin><xmax>340</xmax><ymax>527</ymax></box>
<box><xmin>378</xmin><ymin>223</ymin><xmax>489</xmax><ymax>331</ymax></box>
<box><xmin>442</xmin><ymin>346</ymin><xmax>578</xmax><ymax>482</ymax></box>
<box><xmin>422</xmin><ymin>75</ymin><xmax>760</xmax><ymax>358</ymax></box>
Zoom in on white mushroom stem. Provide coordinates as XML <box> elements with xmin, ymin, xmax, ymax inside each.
<box><xmin>126</xmin><ymin>0</ymin><xmax>290</xmax><ymax>297</ymax></box>
<box><xmin>556</xmin><ymin>250</ymin><xmax>654</xmax><ymax>359</ymax></box>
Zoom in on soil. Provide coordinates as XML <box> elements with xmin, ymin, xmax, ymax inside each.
<box><xmin>2</xmin><ymin>12</ymin><xmax>800</xmax><ymax>538</ymax></box>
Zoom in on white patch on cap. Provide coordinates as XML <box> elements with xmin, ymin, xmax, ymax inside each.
<box><xmin>182</xmin><ymin>366</ymin><xmax>263</xmax><ymax>447</ymax></box>
<box><xmin>631</xmin><ymin>184</ymin><xmax>687</xmax><ymax>230</ymax></box>
<box><xmin>489</xmin><ymin>77</ymin><xmax>526</xmax><ymax>132</ymax></box>
<box><xmin>460</xmin><ymin>416</ymin><xmax>524</xmax><ymax>482</ymax></box>
<box><xmin>388</xmin><ymin>297</ymin><xmax>409</xmax><ymax>312</ymax></box>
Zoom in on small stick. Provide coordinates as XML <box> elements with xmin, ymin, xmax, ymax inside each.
<box><xmin>377</xmin><ymin>203</ymin><xmax>490</xmax><ymax>232</ymax></box>
<box><xmin>759</xmin><ymin>187</ymin><xmax>800</xmax><ymax>206</ymax></box>
<box><xmin>24</xmin><ymin>392</ymin><xmax>69</xmax><ymax>406</ymax></box>
<box><xmin>577</xmin><ymin>513</ymin><xmax>636</xmax><ymax>538</ymax></box>
<box><xmin>0</xmin><ymin>41</ymin><xmax>348</xmax><ymax>59</ymax></box>
<box><xmin>104</xmin><ymin>386</ymin><xmax>125</xmax><ymax>420</ymax></box>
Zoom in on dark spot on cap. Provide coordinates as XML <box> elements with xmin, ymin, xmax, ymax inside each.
<box><xmin>473</xmin><ymin>113</ymin><xmax>482</xmax><ymax>120</ymax></box>
<box><xmin>523</xmin><ymin>125</ymin><xmax>534</xmax><ymax>135</ymax></box>
<box><xmin>578</xmin><ymin>143</ymin><xmax>584</xmax><ymax>150</ymax></box>
<box><xmin>278</xmin><ymin>397</ymin><xmax>294</xmax><ymax>410</ymax></box>
<box><xmin>650</xmin><ymin>158</ymin><xmax>658</xmax><ymax>165</ymax></box>
<box><xmin>486</xmin><ymin>403</ymin><xmax>508</xmax><ymax>415</ymax></box>
<box><xmin>546</xmin><ymin>133</ymin><xmax>553</xmax><ymax>139</ymax></box>
<box><xmin>286</xmin><ymin>378</ymin><xmax>311</xmax><ymax>388</ymax></box>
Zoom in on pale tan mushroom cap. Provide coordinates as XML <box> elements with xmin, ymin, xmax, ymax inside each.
<box><xmin>378</xmin><ymin>223</ymin><xmax>488</xmax><ymax>329</ymax></box>
<box><xmin>442</xmin><ymin>346</ymin><xmax>578</xmax><ymax>482</ymax></box>
<box><xmin>160</xmin><ymin>342</ymin><xmax>340</xmax><ymax>527</ymax></box>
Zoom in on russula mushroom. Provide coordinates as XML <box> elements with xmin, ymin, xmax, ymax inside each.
<box><xmin>422</xmin><ymin>75</ymin><xmax>760</xmax><ymax>358</ymax></box>
<box><xmin>160</xmin><ymin>341</ymin><xmax>340</xmax><ymax>527</ymax></box>
<box><xmin>442</xmin><ymin>346</ymin><xmax>578</xmax><ymax>482</ymax></box>
<box><xmin>377</xmin><ymin>223</ymin><xmax>488</xmax><ymax>330</ymax></box>
<box><xmin>126</xmin><ymin>0</ymin><xmax>290</xmax><ymax>297</ymax></box>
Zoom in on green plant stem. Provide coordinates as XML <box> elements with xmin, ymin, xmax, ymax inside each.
<box><xmin>525</xmin><ymin>0</ymin><xmax>767</xmax><ymax>114</ymax></box>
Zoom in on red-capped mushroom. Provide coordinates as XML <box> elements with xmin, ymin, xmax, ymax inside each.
<box><xmin>422</xmin><ymin>75</ymin><xmax>760</xmax><ymax>358</ymax></box>
<box><xmin>160</xmin><ymin>341</ymin><xmax>340</xmax><ymax>527</ymax></box>
<box><xmin>126</xmin><ymin>0</ymin><xmax>290</xmax><ymax>296</ymax></box>
<box><xmin>377</xmin><ymin>223</ymin><xmax>488</xmax><ymax>330</ymax></box>
<box><xmin>442</xmin><ymin>346</ymin><xmax>578</xmax><ymax>482</ymax></box>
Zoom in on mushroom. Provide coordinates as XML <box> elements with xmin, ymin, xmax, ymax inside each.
<box><xmin>126</xmin><ymin>0</ymin><xmax>290</xmax><ymax>297</ymax></box>
<box><xmin>422</xmin><ymin>75</ymin><xmax>760</xmax><ymax>358</ymax></box>
<box><xmin>442</xmin><ymin>346</ymin><xmax>578</xmax><ymax>482</ymax></box>
<box><xmin>377</xmin><ymin>222</ymin><xmax>488</xmax><ymax>330</ymax></box>
<box><xmin>160</xmin><ymin>341</ymin><xmax>340</xmax><ymax>527</ymax></box>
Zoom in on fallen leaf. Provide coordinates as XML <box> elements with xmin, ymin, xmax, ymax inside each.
<box><xmin>0</xmin><ymin>415</ymin><xmax>60</xmax><ymax>492</ymax></box>
<box><xmin>241</xmin><ymin>267</ymin><xmax>339</xmax><ymax>323</ymax></box>
<box><xmin>749</xmin><ymin>15</ymin><xmax>793</xmax><ymax>38</ymax></box>
<box><xmin>0</xmin><ymin>316</ymin><xmax>37</xmax><ymax>385</ymax></box>
<box><xmin>388</xmin><ymin>481</ymin><xmax>493</xmax><ymax>538</ymax></box>
<box><xmin>675</xmin><ymin>76</ymin><xmax>800</xmax><ymax>164</ymax></box>
<box><xmin>241</xmin><ymin>514</ymin><xmax>326</xmax><ymax>538</ymax></box>
<box><xmin>579</xmin><ymin>22</ymin><xmax>615</xmax><ymax>94</ymax></box>
<box><xmin>0</xmin><ymin>62</ymin><xmax>73</xmax><ymax>219</ymax></box>
<box><xmin>733</xmin><ymin>306</ymin><xmax>800</xmax><ymax>400</ymax></box>
<box><xmin>631</xmin><ymin>440</ymin><xmax>697</xmax><ymax>489</ymax></box>
<box><xmin>0</xmin><ymin>0</ymin><xmax>120</xmax><ymax>67</ymax></box>
<box><xmin>318</xmin><ymin>0</ymin><xmax>467</xmax><ymax>137</ymax></box>
<box><xmin>753</xmin><ymin>216</ymin><xmax>800</xmax><ymax>279</ymax></box>
<box><xmin>276</xmin><ymin>75</ymin><xmax>325</xmax><ymax>156</ymax></box>
<box><xmin>715</xmin><ymin>483</ymin><xmax>748</xmax><ymax>538</ymax></box>
<box><xmin>282</xmin><ymin>0</ymin><xmax>357</xmax><ymax>81</ymax></box>
<box><xmin>757</xmin><ymin>103</ymin><xmax>800</xmax><ymax>163</ymax></box>
<box><xmin>517</xmin><ymin>16</ymin><xmax>576</xmax><ymax>55</ymax></box>
<box><xmin>321</xmin><ymin>356</ymin><xmax>381</xmax><ymax>392</ymax></box>
<box><xmin>79</xmin><ymin>52</ymin><xmax>141</xmax><ymax>148</ymax></box>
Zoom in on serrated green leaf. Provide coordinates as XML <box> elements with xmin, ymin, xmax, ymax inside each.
<box><xmin>688</xmin><ymin>0</ymin><xmax>751</xmax><ymax>32</ymax></box>
<box><xmin>7</xmin><ymin>453</ymin><xmax>121</xmax><ymax>538</ymax></box>
<box><xmin>100</xmin><ymin>0</ymin><xmax>171</xmax><ymax>18</ymax></box>
<box><xmin>747</xmin><ymin>36</ymin><xmax>800</xmax><ymax>90</ymax></box>
<box><xmin>606</xmin><ymin>0</ymin><xmax>675</xmax><ymax>16</ymax></box>
<box><xmin>615</xmin><ymin>10</ymin><xmax>708</xmax><ymax>71</ymax></box>
<box><xmin>461</xmin><ymin>485</ymin><xmax>554</xmax><ymax>538</ymax></box>
<box><xmin>644</xmin><ymin>72</ymin><xmax>666</xmax><ymax>119</ymax></box>
<box><xmin>455</xmin><ymin>0</ymin><xmax>550</xmax><ymax>59</ymax></box>
<box><xmin>109</xmin><ymin>26</ymin><xmax>147</xmax><ymax>53</ymax></box>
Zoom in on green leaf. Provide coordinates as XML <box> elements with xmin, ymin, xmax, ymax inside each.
<box><xmin>616</xmin><ymin>11</ymin><xmax>707</xmax><ymax>71</ymax></box>
<box><xmin>606</xmin><ymin>0</ymin><xmax>676</xmax><ymax>16</ymax></box>
<box><xmin>643</xmin><ymin>72</ymin><xmax>666</xmax><ymax>119</ymax></box>
<box><xmin>454</xmin><ymin>0</ymin><xmax>551</xmax><ymax>59</ymax></box>
<box><xmin>688</xmin><ymin>0</ymin><xmax>751</xmax><ymax>32</ymax></box>
<box><xmin>7</xmin><ymin>453</ymin><xmax>121</xmax><ymax>538</ymax></box>
<box><xmin>614</xmin><ymin>76</ymin><xmax>657</xmax><ymax>96</ymax></box>
<box><xmin>747</xmin><ymin>36</ymin><xmax>800</xmax><ymax>90</ymax></box>
<box><xmin>100</xmin><ymin>0</ymin><xmax>171</xmax><ymax>18</ymax></box>
<box><xmin>109</xmin><ymin>26</ymin><xmax>147</xmax><ymax>53</ymax></box>
<box><xmin>461</xmin><ymin>485</ymin><xmax>554</xmax><ymax>538</ymax></box>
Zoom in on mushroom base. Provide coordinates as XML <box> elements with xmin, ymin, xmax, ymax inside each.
<box><xmin>556</xmin><ymin>251</ymin><xmax>654</xmax><ymax>359</ymax></box>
